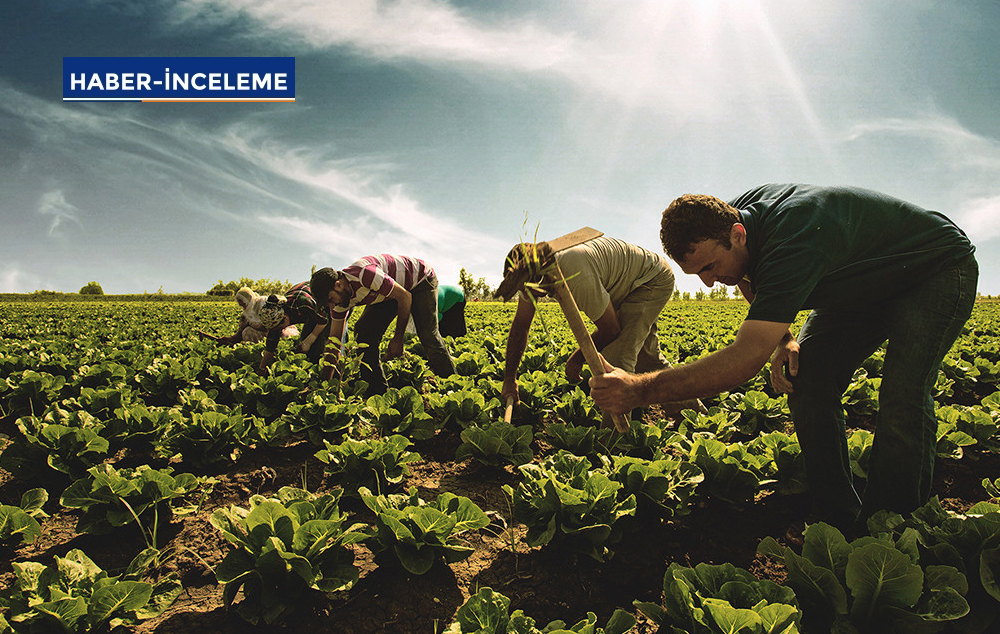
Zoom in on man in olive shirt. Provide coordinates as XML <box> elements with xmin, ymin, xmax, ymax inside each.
<box><xmin>590</xmin><ymin>184</ymin><xmax>978</xmax><ymax>530</ymax></box>
<box><xmin>501</xmin><ymin>236</ymin><xmax>701</xmax><ymax>423</ymax></box>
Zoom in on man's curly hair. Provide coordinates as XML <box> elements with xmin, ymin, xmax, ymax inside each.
<box><xmin>660</xmin><ymin>194</ymin><xmax>741</xmax><ymax>262</ymax></box>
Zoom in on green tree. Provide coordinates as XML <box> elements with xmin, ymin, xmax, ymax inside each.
<box><xmin>457</xmin><ymin>268</ymin><xmax>493</xmax><ymax>301</ymax></box>
<box><xmin>709</xmin><ymin>285</ymin><xmax>729</xmax><ymax>300</ymax></box>
<box><xmin>79</xmin><ymin>281</ymin><xmax>104</xmax><ymax>295</ymax></box>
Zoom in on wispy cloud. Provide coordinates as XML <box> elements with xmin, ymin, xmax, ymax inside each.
<box><xmin>3</xmin><ymin>81</ymin><xmax>507</xmax><ymax>276</ymax></box>
<box><xmin>842</xmin><ymin>113</ymin><xmax>1000</xmax><ymax>242</ymax></box>
<box><xmin>0</xmin><ymin>264</ymin><xmax>43</xmax><ymax>293</ymax></box>
<box><xmin>956</xmin><ymin>195</ymin><xmax>1000</xmax><ymax>242</ymax></box>
<box><xmin>37</xmin><ymin>189</ymin><xmax>82</xmax><ymax>235</ymax></box>
<box><xmin>170</xmin><ymin>0</ymin><xmax>576</xmax><ymax>71</ymax></box>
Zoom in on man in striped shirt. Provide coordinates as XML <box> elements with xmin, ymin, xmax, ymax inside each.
<box><xmin>311</xmin><ymin>255</ymin><xmax>456</xmax><ymax>394</ymax></box>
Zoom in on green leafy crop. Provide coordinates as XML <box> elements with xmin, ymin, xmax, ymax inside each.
<box><xmin>313</xmin><ymin>434</ymin><xmax>421</xmax><ymax>495</ymax></box>
<box><xmin>503</xmin><ymin>450</ymin><xmax>636</xmax><ymax>562</ymax></box>
<box><xmin>635</xmin><ymin>561</ymin><xmax>800</xmax><ymax>634</ymax></box>
<box><xmin>359</xmin><ymin>486</ymin><xmax>489</xmax><ymax>575</ymax></box>
<box><xmin>0</xmin><ymin>548</ymin><xmax>181</xmax><ymax>633</ymax></box>
<box><xmin>210</xmin><ymin>487</ymin><xmax>369</xmax><ymax>625</ymax></box>
<box><xmin>59</xmin><ymin>464</ymin><xmax>212</xmax><ymax>536</ymax></box>
<box><xmin>0</xmin><ymin>488</ymin><xmax>48</xmax><ymax>547</ymax></box>
<box><xmin>758</xmin><ymin>518</ymin><xmax>972</xmax><ymax>633</ymax></box>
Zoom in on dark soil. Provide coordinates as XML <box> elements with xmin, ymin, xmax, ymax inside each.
<box><xmin>1</xmin><ymin>426</ymin><xmax>998</xmax><ymax>634</ymax></box>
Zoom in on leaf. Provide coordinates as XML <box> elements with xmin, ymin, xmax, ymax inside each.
<box><xmin>702</xmin><ymin>598</ymin><xmax>762</xmax><ymax>634</ymax></box>
<box><xmin>0</xmin><ymin>506</ymin><xmax>41</xmax><ymax>545</ymax></box>
<box><xmin>846</xmin><ymin>542</ymin><xmax>923</xmax><ymax>627</ymax></box>
<box><xmin>90</xmin><ymin>580</ymin><xmax>154</xmax><ymax>625</ymax></box>
<box><xmin>214</xmin><ymin>549</ymin><xmax>257</xmax><ymax>584</ymax></box>
<box><xmin>452</xmin><ymin>587</ymin><xmax>511</xmax><ymax>633</ymax></box>
<box><xmin>980</xmin><ymin>547</ymin><xmax>1000</xmax><ymax>602</ymax></box>
<box><xmin>246</xmin><ymin>500</ymin><xmax>297</xmax><ymax>548</ymax></box>
<box><xmin>802</xmin><ymin>522</ymin><xmax>851</xmax><ymax>574</ymax></box>
<box><xmin>33</xmin><ymin>597</ymin><xmax>88</xmax><ymax>630</ymax></box>
<box><xmin>19</xmin><ymin>488</ymin><xmax>49</xmax><ymax>516</ymax></box>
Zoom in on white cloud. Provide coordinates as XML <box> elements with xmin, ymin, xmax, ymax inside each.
<box><xmin>217</xmin><ymin>130</ymin><xmax>509</xmax><ymax>257</ymax></box>
<box><xmin>956</xmin><ymin>195</ymin><xmax>1000</xmax><ymax>242</ymax></box>
<box><xmin>0</xmin><ymin>265</ymin><xmax>43</xmax><ymax>293</ymax></box>
<box><xmin>37</xmin><ymin>190</ymin><xmax>82</xmax><ymax>236</ymax></box>
<box><xmin>172</xmin><ymin>0</ymin><xmax>576</xmax><ymax>71</ymax></box>
<box><xmin>842</xmin><ymin>113</ymin><xmax>1000</xmax><ymax>243</ymax></box>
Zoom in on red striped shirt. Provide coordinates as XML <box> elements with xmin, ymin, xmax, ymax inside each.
<box><xmin>332</xmin><ymin>255</ymin><xmax>434</xmax><ymax>320</ymax></box>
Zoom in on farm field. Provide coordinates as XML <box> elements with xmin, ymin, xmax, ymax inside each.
<box><xmin>2</xmin><ymin>299</ymin><xmax>1000</xmax><ymax>634</ymax></box>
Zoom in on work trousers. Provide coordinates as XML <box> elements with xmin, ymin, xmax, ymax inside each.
<box><xmin>787</xmin><ymin>255</ymin><xmax>978</xmax><ymax>530</ymax></box>
<box><xmin>354</xmin><ymin>276</ymin><xmax>456</xmax><ymax>395</ymax></box>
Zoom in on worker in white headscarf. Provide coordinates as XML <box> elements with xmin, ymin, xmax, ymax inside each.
<box><xmin>217</xmin><ymin>287</ymin><xmax>298</xmax><ymax>345</ymax></box>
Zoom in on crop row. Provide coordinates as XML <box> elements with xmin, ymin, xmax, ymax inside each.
<box><xmin>1</xmin><ymin>301</ymin><xmax>1000</xmax><ymax>633</ymax></box>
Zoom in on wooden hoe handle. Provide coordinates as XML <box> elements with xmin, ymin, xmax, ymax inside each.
<box><xmin>548</xmin><ymin>262</ymin><xmax>629</xmax><ymax>432</ymax></box>
<box><xmin>504</xmin><ymin>396</ymin><xmax>515</xmax><ymax>424</ymax></box>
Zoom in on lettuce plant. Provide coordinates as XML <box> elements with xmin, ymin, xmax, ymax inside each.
<box><xmin>2</xmin><ymin>370</ymin><xmax>68</xmax><ymax>418</ymax></box>
<box><xmin>721</xmin><ymin>389</ymin><xmax>790</xmax><ymax>436</ymax></box>
<box><xmin>1</xmin><ymin>407</ymin><xmax>110</xmax><ymax>480</ymax></box>
<box><xmin>426</xmin><ymin>389</ymin><xmax>501</xmax><ymax>430</ymax></box>
<box><xmin>676</xmin><ymin>408</ymin><xmax>740</xmax><ymax>443</ymax></box>
<box><xmin>552</xmin><ymin>386</ymin><xmax>602</xmax><ymax>426</ymax></box>
<box><xmin>455</xmin><ymin>422</ymin><xmax>533</xmax><ymax>467</ymax></box>
<box><xmin>359</xmin><ymin>486</ymin><xmax>489</xmax><ymax>574</ymax></box>
<box><xmin>283</xmin><ymin>392</ymin><xmax>364</xmax><ymax>442</ymax></box>
<box><xmin>361</xmin><ymin>386</ymin><xmax>441</xmax><ymax>440</ymax></box>
<box><xmin>604</xmin><ymin>455</ymin><xmax>703</xmax><ymax>518</ymax></box>
<box><xmin>0</xmin><ymin>548</ymin><xmax>181</xmax><ymax>633</ymax></box>
<box><xmin>59</xmin><ymin>464</ymin><xmax>211</xmax><ymax>536</ymax></box>
<box><xmin>688</xmin><ymin>434</ymin><xmax>765</xmax><ymax>506</ymax></box>
<box><xmin>0</xmin><ymin>488</ymin><xmax>48</xmax><ymax>547</ymax></box>
<box><xmin>158</xmin><ymin>409</ymin><xmax>250</xmax><ymax>469</ymax></box>
<box><xmin>502</xmin><ymin>450</ymin><xmax>636</xmax><ymax>562</ymax></box>
<box><xmin>313</xmin><ymin>434</ymin><xmax>420</xmax><ymax>495</ymax></box>
<box><xmin>866</xmin><ymin>496</ymin><xmax>1000</xmax><ymax>629</ymax></box>
<box><xmin>210</xmin><ymin>487</ymin><xmax>369</xmax><ymax>625</ymax></box>
<box><xmin>540</xmin><ymin>422</ymin><xmax>598</xmax><ymax>457</ymax></box>
<box><xmin>231</xmin><ymin>371</ymin><xmax>307</xmax><ymax>419</ymax></box>
<box><xmin>634</xmin><ymin>561</ymin><xmax>800</xmax><ymax>634</ymax></box>
<box><xmin>758</xmin><ymin>519</ymin><xmax>971</xmax><ymax>633</ymax></box>
<box><xmin>746</xmin><ymin>431</ymin><xmax>806</xmax><ymax>495</ymax></box>
<box><xmin>446</xmin><ymin>586</ymin><xmax>635</xmax><ymax>634</ymax></box>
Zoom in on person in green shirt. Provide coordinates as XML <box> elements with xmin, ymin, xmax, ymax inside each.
<box><xmin>590</xmin><ymin>183</ymin><xmax>978</xmax><ymax>531</ymax></box>
<box><xmin>437</xmin><ymin>284</ymin><xmax>467</xmax><ymax>338</ymax></box>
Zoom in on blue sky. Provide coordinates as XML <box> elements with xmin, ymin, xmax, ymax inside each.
<box><xmin>1</xmin><ymin>0</ymin><xmax>999</xmax><ymax>296</ymax></box>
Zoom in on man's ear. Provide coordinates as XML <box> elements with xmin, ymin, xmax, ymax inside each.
<box><xmin>731</xmin><ymin>223</ymin><xmax>747</xmax><ymax>247</ymax></box>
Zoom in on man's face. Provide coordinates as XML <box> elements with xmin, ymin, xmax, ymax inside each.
<box><xmin>326</xmin><ymin>278</ymin><xmax>353</xmax><ymax>308</ymax></box>
<box><xmin>677</xmin><ymin>224</ymin><xmax>750</xmax><ymax>288</ymax></box>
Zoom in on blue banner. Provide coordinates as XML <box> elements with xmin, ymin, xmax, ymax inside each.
<box><xmin>63</xmin><ymin>57</ymin><xmax>295</xmax><ymax>102</ymax></box>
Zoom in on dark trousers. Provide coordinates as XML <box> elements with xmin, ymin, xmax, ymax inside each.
<box><xmin>354</xmin><ymin>277</ymin><xmax>456</xmax><ymax>395</ymax></box>
<box><xmin>787</xmin><ymin>255</ymin><xmax>978</xmax><ymax>530</ymax></box>
<box><xmin>438</xmin><ymin>301</ymin><xmax>467</xmax><ymax>338</ymax></box>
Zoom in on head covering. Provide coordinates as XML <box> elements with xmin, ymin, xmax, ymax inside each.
<box><xmin>235</xmin><ymin>286</ymin><xmax>257</xmax><ymax>308</ymax></box>
<box><xmin>258</xmin><ymin>295</ymin><xmax>287</xmax><ymax>330</ymax></box>
<box><xmin>235</xmin><ymin>287</ymin><xmax>269</xmax><ymax>330</ymax></box>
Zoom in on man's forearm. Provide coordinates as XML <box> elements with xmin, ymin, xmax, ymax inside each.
<box><xmin>504</xmin><ymin>330</ymin><xmax>528</xmax><ymax>381</ymax></box>
<box><xmin>635</xmin><ymin>343</ymin><xmax>764</xmax><ymax>404</ymax></box>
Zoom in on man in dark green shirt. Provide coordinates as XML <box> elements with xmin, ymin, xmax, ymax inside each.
<box><xmin>590</xmin><ymin>183</ymin><xmax>978</xmax><ymax>531</ymax></box>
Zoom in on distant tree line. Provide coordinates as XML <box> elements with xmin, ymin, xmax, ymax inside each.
<box><xmin>207</xmin><ymin>278</ymin><xmax>292</xmax><ymax>297</ymax></box>
<box><xmin>671</xmin><ymin>286</ymin><xmax>733</xmax><ymax>301</ymax></box>
<box><xmin>458</xmin><ymin>268</ymin><xmax>494</xmax><ymax>302</ymax></box>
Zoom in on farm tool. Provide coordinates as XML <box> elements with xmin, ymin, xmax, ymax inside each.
<box><xmin>494</xmin><ymin>227</ymin><xmax>630</xmax><ymax>432</ymax></box>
